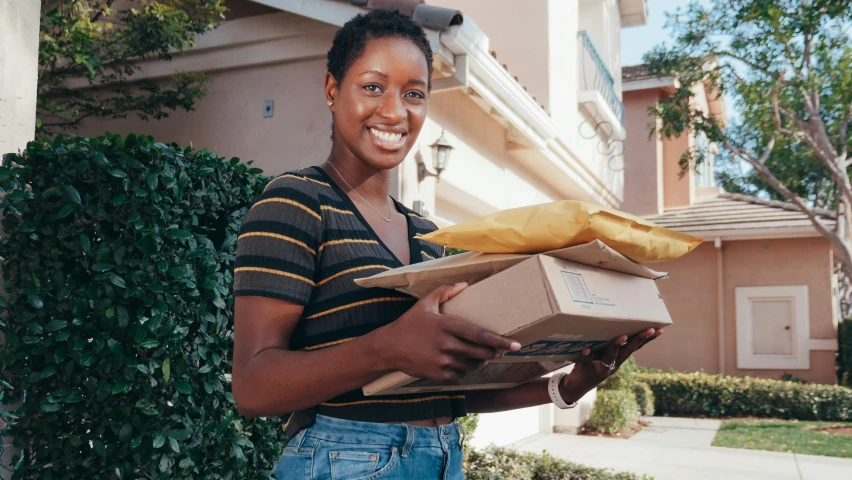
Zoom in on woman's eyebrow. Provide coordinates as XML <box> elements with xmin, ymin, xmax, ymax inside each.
<box><xmin>409</xmin><ymin>79</ymin><xmax>427</xmax><ymax>87</ymax></box>
<box><xmin>359</xmin><ymin>70</ymin><xmax>388</xmax><ymax>78</ymax></box>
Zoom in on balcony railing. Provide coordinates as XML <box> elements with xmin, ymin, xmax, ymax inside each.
<box><xmin>578</xmin><ymin>30</ymin><xmax>624</xmax><ymax>125</ymax></box>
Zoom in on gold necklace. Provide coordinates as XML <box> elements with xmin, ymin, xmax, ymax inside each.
<box><xmin>325</xmin><ymin>161</ymin><xmax>393</xmax><ymax>222</ymax></box>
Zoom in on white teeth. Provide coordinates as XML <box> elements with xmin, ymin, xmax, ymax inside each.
<box><xmin>370</xmin><ymin>128</ymin><xmax>403</xmax><ymax>143</ymax></box>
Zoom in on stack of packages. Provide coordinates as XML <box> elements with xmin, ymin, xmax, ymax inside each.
<box><xmin>356</xmin><ymin>201</ymin><xmax>701</xmax><ymax>396</ymax></box>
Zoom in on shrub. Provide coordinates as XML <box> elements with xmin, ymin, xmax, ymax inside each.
<box><xmin>839</xmin><ymin>318</ymin><xmax>852</xmax><ymax>387</ymax></box>
<box><xmin>0</xmin><ymin>133</ymin><xmax>285</xmax><ymax>479</ymax></box>
<box><xmin>464</xmin><ymin>445</ymin><xmax>652</xmax><ymax>480</ymax></box>
<box><xmin>599</xmin><ymin>356</ymin><xmax>636</xmax><ymax>392</ymax></box>
<box><xmin>632</xmin><ymin>382</ymin><xmax>655</xmax><ymax>417</ymax></box>
<box><xmin>586</xmin><ymin>389</ymin><xmax>641</xmax><ymax>434</ymax></box>
<box><xmin>637</xmin><ymin>371</ymin><xmax>852</xmax><ymax>421</ymax></box>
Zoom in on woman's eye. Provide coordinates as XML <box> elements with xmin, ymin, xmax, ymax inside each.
<box><xmin>406</xmin><ymin>91</ymin><xmax>426</xmax><ymax>100</ymax></box>
<box><xmin>363</xmin><ymin>84</ymin><xmax>382</xmax><ymax>93</ymax></box>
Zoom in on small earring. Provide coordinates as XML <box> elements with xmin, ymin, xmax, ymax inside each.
<box><xmin>327</xmin><ymin>100</ymin><xmax>333</xmax><ymax>106</ymax></box>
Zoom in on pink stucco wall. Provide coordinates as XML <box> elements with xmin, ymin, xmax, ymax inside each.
<box><xmin>622</xmin><ymin>89</ymin><xmax>664</xmax><ymax>216</ymax></box>
<box><xmin>636</xmin><ymin>237</ymin><xmax>838</xmax><ymax>384</ymax></box>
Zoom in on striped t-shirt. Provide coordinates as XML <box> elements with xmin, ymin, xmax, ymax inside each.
<box><xmin>233</xmin><ymin>166</ymin><xmax>466</xmax><ymax>437</ymax></box>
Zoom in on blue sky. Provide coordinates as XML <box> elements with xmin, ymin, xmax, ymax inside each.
<box><xmin>621</xmin><ymin>0</ymin><xmax>689</xmax><ymax>66</ymax></box>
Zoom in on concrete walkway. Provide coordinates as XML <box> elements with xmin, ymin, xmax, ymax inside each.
<box><xmin>512</xmin><ymin>417</ymin><xmax>852</xmax><ymax>480</ymax></box>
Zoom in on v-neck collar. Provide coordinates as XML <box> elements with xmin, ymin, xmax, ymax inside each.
<box><xmin>313</xmin><ymin>166</ymin><xmax>421</xmax><ymax>267</ymax></box>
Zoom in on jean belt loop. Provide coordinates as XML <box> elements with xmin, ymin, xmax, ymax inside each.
<box><xmin>457</xmin><ymin>422</ymin><xmax>465</xmax><ymax>449</ymax></box>
<box><xmin>294</xmin><ymin>430</ymin><xmax>308</xmax><ymax>453</ymax></box>
<box><xmin>402</xmin><ymin>424</ymin><xmax>414</xmax><ymax>458</ymax></box>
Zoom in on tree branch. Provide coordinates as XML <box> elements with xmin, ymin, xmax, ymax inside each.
<box><xmin>840</xmin><ymin>103</ymin><xmax>852</xmax><ymax>162</ymax></box>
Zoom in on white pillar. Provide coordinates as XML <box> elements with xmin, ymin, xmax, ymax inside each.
<box><xmin>1</xmin><ymin>0</ymin><xmax>41</xmax><ymax>476</ymax></box>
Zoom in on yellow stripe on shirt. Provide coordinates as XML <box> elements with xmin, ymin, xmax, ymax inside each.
<box><xmin>316</xmin><ymin>265</ymin><xmax>391</xmax><ymax>287</ymax></box>
<box><xmin>234</xmin><ymin>267</ymin><xmax>315</xmax><ymax>286</ymax></box>
<box><xmin>304</xmin><ymin>297</ymin><xmax>413</xmax><ymax>320</ymax></box>
<box><xmin>252</xmin><ymin>197</ymin><xmax>321</xmax><ymax>221</ymax></box>
<box><xmin>302</xmin><ymin>337</ymin><xmax>356</xmax><ymax>351</ymax></box>
<box><xmin>321</xmin><ymin>205</ymin><xmax>354</xmax><ymax>215</ymax></box>
<box><xmin>318</xmin><ymin>239</ymin><xmax>379</xmax><ymax>252</ymax></box>
<box><xmin>237</xmin><ymin>232</ymin><xmax>316</xmax><ymax>255</ymax></box>
<box><xmin>264</xmin><ymin>173</ymin><xmax>331</xmax><ymax>192</ymax></box>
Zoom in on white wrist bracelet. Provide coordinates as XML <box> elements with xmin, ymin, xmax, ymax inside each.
<box><xmin>548</xmin><ymin>373</ymin><xmax>578</xmax><ymax>409</ymax></box>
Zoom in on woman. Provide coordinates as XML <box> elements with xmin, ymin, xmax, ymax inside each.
<box><xmin>232</xmin><ymin>9</ymin><xmax>662</xmax><ymax>480</ymax></box>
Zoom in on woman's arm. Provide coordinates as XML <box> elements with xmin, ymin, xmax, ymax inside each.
<box><xmin>232</xmin><ymin>284</ymin><xmax>520</xmax><ymax>418</ymax></box>
<box><xmin>465</xmin><ymin>328</ymin><xmax>662</xmax><ymax>414</ymax></box>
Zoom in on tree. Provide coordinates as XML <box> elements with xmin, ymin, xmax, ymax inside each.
<box><xmin>37</xmin><ymin>0</ymin><xmax>226</xmax><ymax>134</ymax></box>
<box><xmin>645</xmin><ymin>0</ymin><xmax>852</xmax><ymax>278</ymax></box>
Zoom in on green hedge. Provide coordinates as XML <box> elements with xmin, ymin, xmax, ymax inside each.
<box><xmin>464</xmin><ymin>446</ymin><xmax>652</xmax><ymax>480</ymax></box>
<box><xmin>637</xmin><ymin>371</ymin><xmax>852</xmax><ymax>421</ymax></box>
<box><xmin>839</xmin><ymin>318</ymin><xmax>852</xmax><ymax>387</ymax></box>
<box><xmin>587</xmin><ymin>390</ymin><xmax>641</xmax><ymax>434</ymax></box>
<box><xmin>632</xmin><ymin>382</ymin><xmax>655</xmax><ymax>417</ymax></box>
<box><xmin>0</xmin><ymin>133</ymin><xmax>286</xmax><ymax>479</ymax></box>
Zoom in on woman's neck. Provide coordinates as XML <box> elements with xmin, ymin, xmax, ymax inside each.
<box><xmin>324</xmin><ymin>144</ymin><xmax>391</xmax><ymax>205</ymax></box>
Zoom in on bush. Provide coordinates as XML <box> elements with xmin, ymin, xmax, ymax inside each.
<box><xmin>637</xmin><ymin>371</ymin><xmax>852</xmax><ymax>421</ymax></box>
<box><xmin>0</xmin><ymin>133</ymin><xmax>286</xmax><ymax>479</ymax></box>
<box><xmin>464</xmin><ymin>446</ymin><xmax>652</xmax><ymax>480</ymax></box>
<box><xmin>839</xmin><ymin>318</ymin><xmax>852</xmax><ymax>387</ymax></box>
<box><xmin>586</xmin><ymin>389</ymin><xmax>641</xmax><ymax>434</ymax></box>
<box><xmin>599</xmin><ymin>356</ymin><xmax>636</xmax><ymax>391</ymax></box>
<box><xmin>632</xmin><ymin>382</ymin><xmax>655</xmax><ymax>417</ymax></box>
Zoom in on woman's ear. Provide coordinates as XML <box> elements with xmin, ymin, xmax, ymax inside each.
<box><xmin>324</xmin><ymin>73</ymin><xmax>338</xmax><ymax>109</ymax></box>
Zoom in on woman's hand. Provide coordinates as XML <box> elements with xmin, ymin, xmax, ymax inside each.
<box><xmin>374</xmin><ymin>283</ymin><xmax>521</xmax><ymax>382</ymax></box>
<box><xmin>559</xmin><ymin>328</ymin><xmax>663</xmax><ymax>402</ymax></box>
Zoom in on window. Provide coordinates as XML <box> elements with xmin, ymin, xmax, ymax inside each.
<box><xmin>694</xmin><ymin>132</ymin><xmax>715</xmax><ymax>188</ymax></box>
<box><xmin>735</xmin><ymin>286</ymin><xmax>810</xmax><ymax>369</ymax></box>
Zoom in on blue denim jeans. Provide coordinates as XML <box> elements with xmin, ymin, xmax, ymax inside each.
<box><xmin>272</xmin><ymin>415</ymin><xmax>465</xmax><ymax>480</ymax></box>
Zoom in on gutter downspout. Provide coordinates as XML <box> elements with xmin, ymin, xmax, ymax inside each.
<box><xmin>715</xmin><ymin>237</ymin><xmax>725</xmax><ymax>374</ymax></box>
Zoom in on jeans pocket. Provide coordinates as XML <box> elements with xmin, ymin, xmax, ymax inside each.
<box><xmin>329</xmin><ymin>447</ymin><xmax>399</xmax><ymax>480</ymax></box>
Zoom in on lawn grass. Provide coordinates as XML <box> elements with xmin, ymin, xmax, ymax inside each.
<box><xmin>712</xmin><ymin>419</ymin><xmax>852</xmax><ymax>458</ymax></box>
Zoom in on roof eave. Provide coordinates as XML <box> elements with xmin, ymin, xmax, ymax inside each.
<box><xmin>682</xmin><ymin>226</ymin><xmax>831</xmax><ymax>242</ymax></box>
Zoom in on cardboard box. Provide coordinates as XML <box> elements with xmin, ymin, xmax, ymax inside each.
<box><xmin>355</xmin><ymin>241</ymin><xmax>672</xmax><ymax>396</ymax></box>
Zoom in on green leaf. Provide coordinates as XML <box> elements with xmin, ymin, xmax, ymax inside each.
<box><xmin>92</xmin><ymin>440</ymin><xmax>106</xmax><ymax>457</ymax></box>
<box><xmin>168</xmin><ymin>429</ymin><xmax>191</xmax><ymax>441</ymax></box>
<box><xmin>92</xmin><ymin>263</ymin><xmax>114</xmax><ymax>272</ymax></box>
<box><xmin>41</xmin><ymin>401</ymin><xmax>62</xmax><ymax>412</ymax></box>
<box><xmin>108</xmin><ymin>274</ymin><xmax>127</xmax><ymax>289</ymax></box>
<box><xmin>137</xmin><ymin>364</ymin><xmax>150</xmax><ymax>374</ymax></box>
<box><xmin>65</xmin><ymin>185</ymin><xmax>81</xmax><ymax>204</ymax></box>
<box><xmin>125</xmin><ymin>133</ymin><xmax>137</xmax><ymax>148</ymax></box>
<box><xmin>41</xmin><ymin>365</ymin><xmax>58</xmax><ymax>379</ymax></box>
<box><xmin>106</xmin><ymin>167</ymin><xmax>128</xmax><ymax>178</ymax></box>
<box><xmin>80</xmin><ymin>353</ymin><xmax>97</xmax><ymax>367</ymax></box>
<box><xmin>112</xmin><ymin>194</ymin><xmax>127</xmax><ymax>206</ymax></box>
<box><xmin>27</xmin><ymin>322</ymin><xmax>44</xmax><ymax>334</ymax></box>
<box><xmin>45</xmin><ymin>320</ymin><xmax>68</xmax><ymax>332</ymax></box>
<box><xmin>119</xmin><ymin>423</ymin><xmax>133</xmax><ymax>443</ymax></box>
<box><xmin>112</xmin><ymin>377</ymin><xmax>129</xmax><ymax>394</ymax></box>
<box><xmin>153</xmin><ymin>434</ymin><xmax>165</xmax><ymax>449</ymax></box>
<box><xmin>169</xmin><ymin>437</ymin><xmax>180</xmax><ymax>453</ymax></box>
<box><xmin>166</xmin><ymin>229</ymin><xmax>192</xmax><ymax>240</ymax></box>
<box><xmin>174</xmin><ymin>381</ymin><xmax>191</xmax><ymax>394</ymax></box>
<box><xmin>162</xmin><ymin>357</ymin><xmax>170</xmax><ymax>383</ymax></box>
<box><xmin>56</xmin><ymin>203</ymin><xmax>76</xmax><ymax>219</ymax></box>
<box><xmin>64</xmin><ymin>391</ymin><xmax>83</xmax><ymax>403</ymax></box>
<box><xmin>79</xmin><ymin>234</ymin><xmax>91</xmax><ymax>253</ymax></box>
<box><xmin>146</xmin><ymin>172</ymin><xmax>159</xmax><ymax>190</ymax></box>
<box><xmin>139</xmin><ymin>339</ymin><xmax>160</xmax><ymax>349</ymax></box>
<box><xmin>116</xmin><ymin>306</ymin><xmax>129</xmax><ymax>327</ymax></box>
<box><xmin>167</xmin><ymin>268</ymin><xmax>187</xmax><ymax>279</ymax></box>
<box><xmin>131</xmin><ymin>436</ymin><xmax>143</xmax><ymax>449</ymax></box>
<box><xmin>179</xmin><ymin>458</ymin><xmax>195</xmax><ymax>469</ymax></box>
<box><xmin>27</xmin><ymin>295</ymin><xmax>44</xmax><ymax>309</ymax></box>
<box><xmin>200</xmin><ymin>280</ymin><xmax>218</xmax><ymax>290</ymax></box>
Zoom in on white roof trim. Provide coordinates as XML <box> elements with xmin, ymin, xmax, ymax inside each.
<box><xmin>684</xmin><ymin>227</ymin><xmax>825</xmax><ymax>242</ymax></box>
<box><xmin>622</xmin><ymin>76</ymin><xmax>676</xmax><ymax>92</ymax></box>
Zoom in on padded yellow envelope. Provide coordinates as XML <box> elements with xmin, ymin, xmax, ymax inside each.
<box><xmin>418</xmin><ymin>201</ymin><xmax>702</xmax><ymax>263</ymax></box>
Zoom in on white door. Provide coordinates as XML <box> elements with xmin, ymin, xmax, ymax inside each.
<box><xmin>736</xmin><ymin>286</ymin><xmax>810</xmax><ymax>370</ymax></box>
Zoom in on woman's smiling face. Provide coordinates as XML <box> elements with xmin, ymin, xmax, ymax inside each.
<box><xmin>327</xmin><ymin>35</ymin><xmax>430</xmax><ymax>170</ymax></box>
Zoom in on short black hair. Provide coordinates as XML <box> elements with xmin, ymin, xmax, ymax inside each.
<box><xmin>327</xmin><ymin>9</ymin><xmax>434</xmax><ymax>90</ymax></box>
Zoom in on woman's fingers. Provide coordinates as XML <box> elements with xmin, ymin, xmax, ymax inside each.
<box><xmin>616</xmin><ymin>328</ymin><xmax>656</xmax><ymax>365</ymax></box>
<box><xmin>601</xmin><ymin>335</ymin><xmax>627</xmax><ymax>367</ymax></box>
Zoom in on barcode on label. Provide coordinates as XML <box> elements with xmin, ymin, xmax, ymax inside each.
<box><xmin>561</xmin><ymin>271</ymin><xmax>593</xmax><ymax>304</ymax></box>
